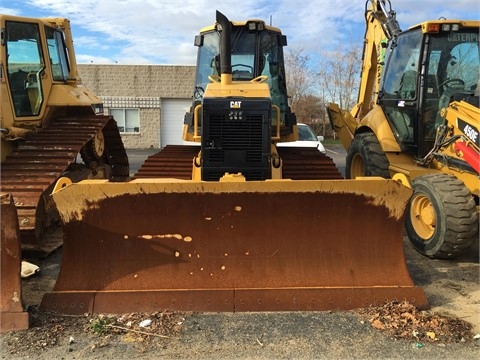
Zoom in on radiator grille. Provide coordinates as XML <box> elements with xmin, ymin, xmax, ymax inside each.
<box><xmin>201</xmin><ymin>98</ymin><xmax>271</xmax><ymax>181</ymax></box>
<box><xmin>207</xmin><ymin>113</ymin><xmax>264</xmax><ymax>163</ymax></box>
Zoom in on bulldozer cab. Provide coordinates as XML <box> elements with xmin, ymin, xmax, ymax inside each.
<box><xmin>1</xmin><ymin>16</ymin><xmax>104</xmax><ymax>131</ymax></box>
<box><xmin>4</xmin><ymin>19</ymin><xmax>48</xmax><ymax>118</ymax></box>
<box><xmin>186</xmin><ymin>14</ymin><xmax>294</xmax><ymax>136</ymax></box>
<box><xmin>180</xmin><ymin>12</ymin><xmax>305</xmax><ymax>181</ymax></box>
<box><xmin>379</xmin><ymin>21</ymin><xmax>480</xmax><ymax>157</ymax></box>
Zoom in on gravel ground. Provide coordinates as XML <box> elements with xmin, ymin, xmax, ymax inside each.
<box><xmin>1</xmin><ymin>308</ymin><xmax>479</xmax><ymax>360</ymax></box>
<box><xmin>1</xmin><ymin>237</ymin><xmax>479</xmax><ymax>360</ymax></box>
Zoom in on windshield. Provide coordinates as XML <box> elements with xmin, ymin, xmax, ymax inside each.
<box><xmin>194</xmin><ymin>26</ymin><xmax>289</xmax><ymax>122</ymax></box>
<box><xmin>427</xmin><ymin>30</ymin><xmax>479</xmax><ymax>97</ymax></box>
<box><xmin>381</xmin><ymin>29</ymin><xmax>423</xmax><ymax>100</ymax></box>
<box><xmin>297</xmin><ymin>125</ymin><xmax>318</xmax><ymax>141</ymax></box>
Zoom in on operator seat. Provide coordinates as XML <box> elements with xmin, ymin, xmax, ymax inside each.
<box><xmin>9</xmin><ymin>70</ymin><xmax>32</xmax><ymax>116</ymax></box>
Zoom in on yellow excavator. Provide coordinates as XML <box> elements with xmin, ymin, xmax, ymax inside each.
<box><xmin>0</xmin><ymin>15</ymin><xmax>128</xmax><ymax>330</ymax></box>
<box><xmin>40</xmin><ymin>11</ymin><xmax>427</xmax><ymax>315</ymax></box>
<box><xmin>327</xmin><ymin>0</ymin><xmax>479</xmax><ymax>259</ymax></box>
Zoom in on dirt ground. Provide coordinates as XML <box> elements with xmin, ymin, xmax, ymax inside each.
<box><xmin>404</xmin><ymin>236</ymin><xmax>480</xmax><ymax>337</ymax></box>
<box><xmin>1</xmin><ymin>235</ymin><xmax>479</xmax><ymax>360</ymax></box>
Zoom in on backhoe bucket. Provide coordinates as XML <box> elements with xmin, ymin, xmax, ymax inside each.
<box><xmin>1</xmin><ymin>194</ymin><xmax>29</xmax><ymax>332</ymax></box>
<box><xmin>41</xmin><ymin>178</ymin><xmax>428</xmax><ymax>314</ymax></box>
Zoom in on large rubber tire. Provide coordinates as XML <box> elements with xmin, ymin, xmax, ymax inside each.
<box><xmin>346</xmin><ymin>132</ymin><xmax>390</xmax><ymax>179</ymax></box>
<box><xmin>405</xmin><ymin>173</ymin><xmax>478</xmax><ymax>259</ymax></box>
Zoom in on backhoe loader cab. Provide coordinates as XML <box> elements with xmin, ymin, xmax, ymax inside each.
<box><xmin>379</xmin><ymin>21</ymin><xmax>479</xmax><ymax>157</ymax></box>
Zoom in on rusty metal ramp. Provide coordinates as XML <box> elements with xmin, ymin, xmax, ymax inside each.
<box><xmin>1</xmin><ymin>193</ymin><xmax>29</xmax><ymax>332</ymax></box>
<box><xmin>41</xmin><ymin>178</ymin><xmax>428</xmax><ymax>315</ymax></box>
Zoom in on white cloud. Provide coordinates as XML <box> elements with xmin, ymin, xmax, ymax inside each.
<box><xmin>6</xmin><ymin>0</ymin><xmax>479</xmax><ymax>64</ymax></box>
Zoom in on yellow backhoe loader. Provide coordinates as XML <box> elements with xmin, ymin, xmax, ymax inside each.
<box><xmin>327</xmin><ymin>0</ymin><xmax>479</xmax><ymax>259</ymax></box>
<box><xmin>40</xmin><ymin>11</ymin><xmax>427</xmax><ymax>315</ymax></box>
<box><xmin>0</xmin><ymin>15</ymin><xmax>128</xmax><ymax>330</ymax></box>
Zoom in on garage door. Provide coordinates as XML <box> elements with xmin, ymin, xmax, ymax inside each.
<box><xmin>161</xmin><ymin>99</ymin><xmax>193</xmax><ymax>147</ymax></box>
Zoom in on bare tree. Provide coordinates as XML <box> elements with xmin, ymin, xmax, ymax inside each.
<box><xmin>294</xmin><ymin>94</ymin><xmax>322</xmax><ymax>123</ymax></box>
<box><xmin>317</xmin><ymin>42</ymin><xmax>362</xmax><ymax>111</ymax></box>
<box><xmin>284</xmin><ymin>48</ymin><xmax>328</xmax><ymax>134</ymax></box>
<box><xmin>284</xmin><ymin>42</ymin><xmax>362</xmax><ymax>138</ymax></box>
<box><xmin>284</xmin><ymin>47</ymin><xmax>312</xmax><ymax>112</ymax></box>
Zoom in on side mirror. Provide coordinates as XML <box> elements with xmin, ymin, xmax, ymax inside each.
<box><xmin>194</xmin><ymin>35</ymin><xmax>203</xmax><ymax>47</ymax></box>
<box><xmin>317</xmin><ymin>135</ymin><xmax>324</xmax><ymax>142</ymax></box>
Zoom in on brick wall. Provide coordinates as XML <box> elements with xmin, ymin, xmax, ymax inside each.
<box><xmin>78</xmin><ymin>65</ymin><xmax>195</xmax><ymax>97</ymax></box>
<box><xmin>78</xmin><ymin>64</ymin><xmax>195</xmax><ymax>148</ymax></box>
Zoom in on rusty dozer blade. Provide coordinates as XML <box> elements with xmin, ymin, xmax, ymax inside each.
<box><xmin>41</xmin><ymin>178</ymin><xmax>428</xmax><ymax>315</ymax></box>
<box><xmin>1</xmin><ymin>193</ymin><xmax>29</xmax><ymax>332</ymax></box>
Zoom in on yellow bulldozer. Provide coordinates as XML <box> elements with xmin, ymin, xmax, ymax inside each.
<box><xmin>1</xmin><ymin>15</ymin><xmax>130</xmax><ymax>254</ymax></box>
<box><xmin>0</xmin><ymin>15</ymin><xmax>129</xmax><ymax>331</ymax></box>
<box><xmin>40</xmin><ymin>11</ymin><xmax>427</xmax><ymax>315</ymax></box>
<box><xmin>327</xmin><ymin>0</ymin><xmax>479</xmax><ymax>259</ymax></box>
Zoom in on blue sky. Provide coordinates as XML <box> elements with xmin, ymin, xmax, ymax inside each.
<box><xmin>2</xmin><ymin>0</ymin><xmax>479</xmax><ymax>65</ymax></box>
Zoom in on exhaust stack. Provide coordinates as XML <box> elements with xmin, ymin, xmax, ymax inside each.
<box><xmin>216</xmin><ymin>10</ymin><xmax>232</xmax><ymax>85</ymax></box>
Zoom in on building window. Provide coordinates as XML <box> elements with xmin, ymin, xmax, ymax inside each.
<box><xmin>110</xmin><ymin>108</ymin><xmax>140</xmax><ymax>133</ymax></box>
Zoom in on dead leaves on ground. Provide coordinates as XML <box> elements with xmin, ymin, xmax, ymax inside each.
<box><xmin>1</xmin><ymin>307</ymin><xmax>187</xmax><ymax>356</ymax></box>
<box><xmin>356</xmin><ymin>300</ymin><xmax>473</xmax><ymax>343</ymax></box>
<box><xmin>86</xmin><ymin>311</ymin><xmax>187</xmax><ymax>340</ymax></box>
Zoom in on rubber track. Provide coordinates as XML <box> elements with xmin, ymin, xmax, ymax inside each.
<box><xmin>134</xmin><ymin>145</ymin><xmax>342</xmax><ymax>180</ymax></box>
<box><xmin>0</xmin><ymin>115</ymin><xmax>129</xmax><ymax>255</ymax></box>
